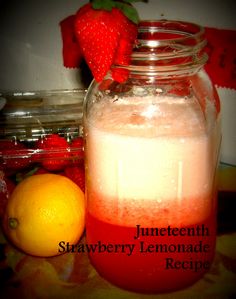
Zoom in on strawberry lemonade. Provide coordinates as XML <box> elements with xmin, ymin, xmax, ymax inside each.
<box><xmin>84</xmin><ymin>93</ymin><xmax>220</xmax><ymax>293</ymax></box>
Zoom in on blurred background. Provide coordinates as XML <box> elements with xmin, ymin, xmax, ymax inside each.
<box><xmin>0</xmin><ymin>0</ymin><xmax>236</xmax><ymax>164</ymax></box>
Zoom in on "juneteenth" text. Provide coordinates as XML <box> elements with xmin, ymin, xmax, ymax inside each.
<box><xmin>134</xmin><ymin>224</ymin><xmax>209</xmax><ymax>239</ymax></box>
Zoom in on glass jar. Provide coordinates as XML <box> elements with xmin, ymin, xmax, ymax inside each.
<box><xmin>0</xmin><ymin>89</ymin><xmax>86</xmax><ymax>217</ymax></box>
<box><xmin>0</xmin><ymin>89</ymin><xmax>85</xmax><ymax>142</ymax></box>
<box><xmin>83</xmin><ymin>20</ymin><xmax>221</xmax><ymax>294</ymax></box>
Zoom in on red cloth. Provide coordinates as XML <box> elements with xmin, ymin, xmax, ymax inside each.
<box><xmin>205</xmin><ymin>27</ymin><xmax>236</xmax><ymax>89</ymax></box>
<box><xmin>59</xmin><ymin>15</ymin><xmax>82</xmax><ymax>68</ymax></box>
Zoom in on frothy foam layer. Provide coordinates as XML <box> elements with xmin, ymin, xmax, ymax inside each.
<box><xmin>86</xmin><ymin>95</ymin><xmax>217</xmax><ymax>226</ymax></box>
<box><xmin>87</xmin><ymin>95</ymin><xmax>207</xmax><ymax>137</ymax></box>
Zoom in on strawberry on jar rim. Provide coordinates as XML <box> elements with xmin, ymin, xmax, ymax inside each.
<box><xmin>74</xmin><ymin>0</ymin><xmax>140</xmax><ymax>82</ymax></box>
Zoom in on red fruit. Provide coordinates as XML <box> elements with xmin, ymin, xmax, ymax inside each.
<box><xmin>111</xmin><ymin>9</ymin><xmax>138</xmax><ymax>82</ymax></box>
<box><xmin>64</xmin><ymin>166</ymin><xmax>85</xmax><ymax>192</ymax></box>
<box><xmin>70</xmin><ymin>137</ymin><xmax>84</xmax><ymax>162</ymax></box>
<box><xmin>71</xmin><ymin>136</ymin><xmax>84</xmax><ymax>148</ymax></box>
<box><xmin>0</xmin><ymin>140</ymin><xmax>30</xmax><ymax>172</ymax></box>
<box><xmin>35</xmin><ymin>134</ymin><xmax>70</xmax><ymax>171</ymax></box>
<box><xmin>74</xmin><ymin>1</ymin><xmax>139</xmax><ymax>82</ymax></box>
<box><xmin>75</xmin><ymin>4</ymin><xmax>120</xmax><ymax>82</ymax></box>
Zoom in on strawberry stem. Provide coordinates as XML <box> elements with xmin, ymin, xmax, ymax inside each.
<box><xmin>91</xmin><ymin>0</ymin><xmax>114</xmax><ymax>11</ymax></box>
<box><xmin>91</xmin><ymin>0</ymin><xmax>146</xmax><ymax>24</ymax></box>
<box><xmin>114</xmin><ymin>2</ymin><xmax>139</xmax><ymax>24</ymax></box>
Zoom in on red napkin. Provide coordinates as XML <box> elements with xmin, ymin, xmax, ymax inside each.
<box><xmin>59</xmin><ymin>15</ymin><xmax>83</xmax><ymax>68</ymax></box>
<box><xmin>205</xmin><ymin>27</ymin><xmax>236</xmax><ymax>89</ymax></box>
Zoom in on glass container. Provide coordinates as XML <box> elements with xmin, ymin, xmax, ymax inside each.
<box><xmin>83</xmin><ymin>20</ymin><xmax>221</xmax><ymax>293</ymax></box>
<box><xmin>0</xmin><ymin>89</ymin><xmax>86</xmax><ymax>217</ymax></box>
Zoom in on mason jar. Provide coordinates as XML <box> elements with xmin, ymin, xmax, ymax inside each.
<box><xmin>83</xmin><ymin>20</ymin><xmax>221</xmax><ymax>293</ymax></box>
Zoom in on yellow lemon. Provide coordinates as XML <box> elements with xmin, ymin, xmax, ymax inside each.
<box><xmin>3</xmin><ymin>174</ymin><xmax>85</xmax><ymax>257</ymax></box>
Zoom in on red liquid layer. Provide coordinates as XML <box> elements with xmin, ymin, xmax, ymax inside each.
<box><xmin>86</xmin><ymin>212</ymin><xmax>216</xmax><ymax>294</ymax></box>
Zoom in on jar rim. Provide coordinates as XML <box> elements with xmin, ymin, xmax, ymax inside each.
<box><xmin>112</xmin><ymin>19</ymin><xmax>208</xmax><ymax>77</ymax></box>
<box><xmin>138</xmin><ymin>20</ymin><xmax>205</xmax><ymax>42</ymax></box>
<box><xmin>135</xmin><ymin>19</ymin><xmax>206</xmax><ymax>57</ymax></box>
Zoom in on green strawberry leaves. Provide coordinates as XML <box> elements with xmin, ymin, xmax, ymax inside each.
<box><xmin>122</xmin><ymin>0</ymin><xmax>148</xmax><ymax>3</ymax></box>
<box><xmin>91</xmin><ymin>0</ymin><xmax>147</xmax><ymax>24</ymax></box>
<box><xmin>114</xmin><ymin>2</ymin><xmax>139</xmax><ymax>24</ymax></box>
<box><xmin>92</xmin><ymin>0</ymin><xmax>114</xmax><ymax>11</ymax></box>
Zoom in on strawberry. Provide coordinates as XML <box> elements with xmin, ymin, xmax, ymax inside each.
<box><xmin>74</xmin><ymin>4</ymin><xmax>120</xmax><ymax>82</ymax></box>
<box><xmin>64</xmin><ymin>166</ymin><xmax>85</xmax><ymax>192</ymax></box>
<box><xmin>74</xmin><ymin>0</ymin><xmax>140</xmax><ymax>82</ymax></box>
<box><xmin>70</xmin><ymin>137</ymin><xmax>84</xmax><ymax>163</ymax></box>
<box><xmin>0</xmin><ymin>140</ymin><xmax>30</xmax><ymax>172</ymax></box>
<box><xmin>111</xmin><ymin>7</ymin><xmax>138</xmax><ymax>82</ymax></box>
<box><xmin>35</xmin><ymin>134</ymin><xmax>70</xmax><ymax>172</ymax></box>
<box><xmin>70</xmin><ymin>136</ymin><xmax>84</xmax><ymax>149</ymax></box>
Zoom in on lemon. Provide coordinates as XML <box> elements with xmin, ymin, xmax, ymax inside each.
<box><xmin>3</xmin><ymin>174</ymin><xmax>85</xmax><ymax>257</ymax></box>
